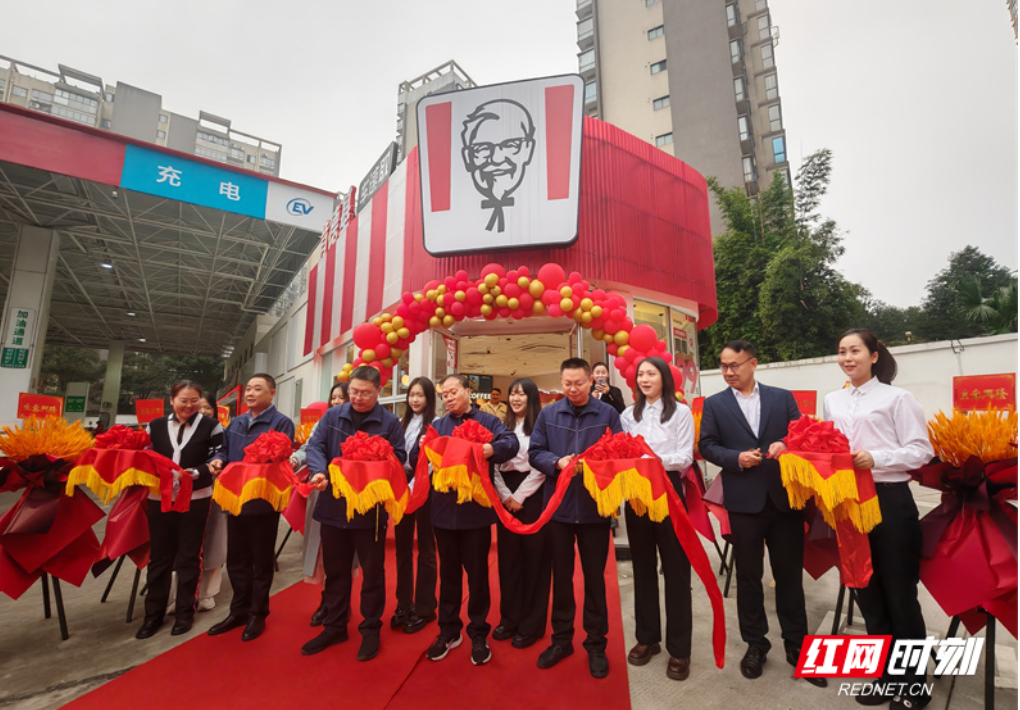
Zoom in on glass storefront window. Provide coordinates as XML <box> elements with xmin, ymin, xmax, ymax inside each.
<box><xmin>632</xmin><ymin>299</ymin><xmax>670</xmax><ymax>345</ymax></box>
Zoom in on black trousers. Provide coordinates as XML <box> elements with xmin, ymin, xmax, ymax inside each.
<box><xmin>434</xmin><ymin>526</ymin><xmax>491</xmax><ymax>641</ymax></box>
<box><xmin>728</xmin><ymin>497</ymin><xmax>808</xmax><ymax>654</ymax></box>
<box><xmin>144</xmin><ymin>496</ymin><xmax>211</xmax><ymax>621</ymax></box>
<box><xmin>226</xmin><ymin>512</ymin><xmax>280</xmax><ymax>618</ymax></box>
<box><xmin>394</xmin><ymin>494</ymin><xmax>437</xmax><ymax>616</ymax></box>
<box><xmin>321</xmin><ymin>518</ymin><xmax>387</xmax><ymax>637</ymax></box>
<box><xmin>858</xmin><ymin>482</ymin><xmax>928</xmax><ymax>693</ymax></box>
<box><xmin>626</xmin><ymin>480</ymin><xmax>692</xmax><ymax>659</ymax></box>
<box><xmin>546</xmin><ymin>520</ymin><xmax>610</xmax><ymax>653</ymax></box>
<box><xmin>495</xmin><ymin>472</ymin><xmax>550</xmax><ymax>638</ymax></box>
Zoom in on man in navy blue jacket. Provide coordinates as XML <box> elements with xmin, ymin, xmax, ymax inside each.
<box><xmin>529</xmin><ymin>358</ymin><xmax>622</xmax><ymax>679</ymax></box>
<box><xmin>302</xmin><ymin>366</ymin><xmax>406</xmax><ymax>661</ymax></box>
<box><xmin>411</xmin><ymin>374</ymin><xmax>518</xmax><ymax>667</ymax></box>
<box><xmin>699</xmin><ymin>340</ymin><xmax>824</xmax><ymax>689</ymax></box>
<box><xmin>207</xmin><ymin>374</ymin><xmax>295</xmax><ymax>642</ymax></box>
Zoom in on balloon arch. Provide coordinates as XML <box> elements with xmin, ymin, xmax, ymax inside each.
<box><xmin>336</xmin><ymin>262</ymin><xmax>695</xmax><ymax>397</ymax></box>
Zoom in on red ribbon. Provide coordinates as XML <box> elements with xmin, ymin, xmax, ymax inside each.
<box><xmin>95</xmin><ymin>425</ymin><xmax>151</xmax><ymax>450</ymax></box>
<box><xmin>243</xmin><ymin>430</ymin><xmax>294</xmax><ymax>464</ymax></box>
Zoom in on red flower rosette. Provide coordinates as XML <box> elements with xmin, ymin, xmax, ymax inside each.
<box><xmin>327</xmin><ymin>432</ymin><xmax>409</xmax><ymax>523</ymax></box>
<box><xmin>213</xmin><ymin>431</ymin><xmax>297</xmax><ymax>516</ymax></box>
<box><xmin>0</xmin><ymin>455</ymin><xmax>103</xmax><ymax>600</ymax></box>
<box><xmin>66</xmin><ymin>424</ymin><xmax>188</xmax><ymax>513</ymax></box>
<box><xmin>912</xmin><ymin>455</ymin><xmax>1018</xmax><ymax>638</ymax></box>
<box><xmin>451</xmin><ymin>419</ymin><xmax>493</xmax><ymax>444</ymax></box>
<box><xmin>576</xmin><ymin>429</ymin><xmax>727</xmax><ymax>670</ymax></box>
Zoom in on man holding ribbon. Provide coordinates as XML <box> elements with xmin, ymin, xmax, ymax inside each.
<box><xmin>528</xmin><ymin>358</ymin><xmax>622</xmax><ymax>679</ymax></box>
<box><xmin>303</xmin><ymin>365</ymin><xmax>406</xmax><ymax>661</ymax></box>
<box><xmin>207</xmin><ymin>374</ymin><xmax>295</xmax><ymax>642</ymax></box>
<box><xmin>413</xmin><ymin>374</ymin><xmax>518</xmax><ymax>667</ymax></box>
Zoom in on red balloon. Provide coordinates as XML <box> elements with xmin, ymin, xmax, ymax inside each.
<box><xmin>498</xmin><ymin>306</ymin><xmax>512</xmax><ymax>318</ymax></box>
<box><xmin>375</xmin><ymin>343</ymin><xmax>391</xmax><ymax>360</ymax></box>
<box><xmin>504</xmin><ymin>283</ymin><xmax>521</xmax><ymax>298</ymax></box>
<box><xmin>604</xmin><ymin>320</ymin><xmax>620</xmax><ymax>334</ymax></box>
<box><xmin>655</xmin><ymin>339</ymin><xmax>668</xmax><ymax>352</ymax></box>
<box><xmin>481</xmin><ymin>263</ymin><xmax>506</xmax><ymax>278</ymax></box>
<box><xmin>507</xmin><ymin>269</ymin><xmax>519</xmax><ymax>282</ymax></box>
<box><xmin>423</xmin><ymin>280</ymin><xmax>441</xmax><ymax>292</ymax></box>
<box><xmin>353</xmin><ymin>323</ymin><xmax>380</xmax><ymax>349</ymax></box>
<box><xmin>670</xmin><ymin>365</ymin><xmax>685</xmax><ymax>391</ymax></box>
<box><xmin>511</xmin><ymin>309</ymin><xmax>525</xmax><ymax>320</ymax></box>
<box><xmin>567</xmin><ymin>271</ymin><xmax>581</xmax><ymax>283</ymax></box>
<box><xmin>629</xmin><ymin>324</ymin><xmax>657</xmax><ymax>352</ymax></box>
<box><xmin>517</xmin><ymin>293</ymin><xmax>534</xmax><ymax>310</ymax></box>
<box><xmin>614</xmin><ymin>357</ymin><xmax>627</xmax><ymax>371</ymax></box>
<box><xmin>607</xmin><ymin>343</ymin><xmax>619</xmax><ymax>356</ymax></box>
<box><xmin>624</xmin><ymin>365</ymin><xmax>636</xmax><ymax>380</ymax></box>
<box><xmin>455</xmin><ymin>269</ymin><xmax>469</xmax><ymax>282</ymax></box>
<box><xmin>466</xmin><ymin>287</ymin><xmax>482</xmax><ymax>304</ymax></box>
<box><xmin>536</xmin><ymin>263</ymin><xmax>565</xmax><ymax>288</ymax></box>
<box><xmin>592</xmin><ymin>288</ymin><xmax>607</xmax><ymax>300</ymax></box>
<box><xmin>661</xmin><ymin>351</ymin><xmax>673</xmax><ymax>364</ymax></box>
<box><xmin>442</xmin><ymin>292</ymin><xmax>455</xmax><ymax>307</ymax></box>
<box><xmin>547</xmin><ymin>304</ymin><xmax>563</xmax><ymax>318</ymax></box>
<box><xmin>401</xmin><ymin>292</ymin><xmax>415</xmax><ymax>304</ymax></box>
<box><xmin>450</xmin><ymin>301</ymin><xmax>465</xmax><ymax>317</ymax></box>
<box><xmin>517</xmin><ymin>265</ymin><xmax>530</xmax><ymax>276</ymax></box>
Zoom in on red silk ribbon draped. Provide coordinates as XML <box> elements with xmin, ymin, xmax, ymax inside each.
<box><xmin>66</xmin><ymin>425</ymin><xmax>188</xmax><ymax>513</ymax></box>
<box><xmin>403</xmin><ymin>426</ymin><xmax>727</xmax><ymax>669</ymax></box>
<box><xmin>92</xmin><ymin>486</ymin><xmax>151</xmax><ymax>575</ymax></box>
<box><xmin>213</xmin><ymin>431</ymin><xmax>298</xmax><ymax>516</ymax></box>
<box><xmin>779</xmin><ymin>417</ymin><xmax>880</xmax><ymax>588</ymax></box>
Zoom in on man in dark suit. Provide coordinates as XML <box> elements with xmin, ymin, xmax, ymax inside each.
<box><xmin>698</xmin><ymin>340</ymin><xmax>825</xmax><ymax>689</ymax></box>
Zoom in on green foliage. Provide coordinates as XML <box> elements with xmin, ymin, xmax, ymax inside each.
<box><xmin>39</xmin><ymin>346</ymin><xmax>104</xmax><ymax>393</ymax></box>
<box><xmin>918</xmin><ymin>246</ymin><xmax>1015</xmax><ymax>341</ymax></box>
<box><xmin>117</xmin><ymin>353</ymin><xmax>226</xmax><ymax>414</ymax></box>
<box><xmin>700</xmin><ymin>149</ymin><xmax>867</xmax><ymax>364</ymax></box>
<box><xmin>860</xmin><ymin>301</ymin><xmax>925</xmax><ymax>346</ymax></box>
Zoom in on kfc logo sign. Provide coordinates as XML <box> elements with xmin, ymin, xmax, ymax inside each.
<box><xmin>417</xmin><ymin>75</ymin><xmax>583</xmax><ymax>255</ymax></box>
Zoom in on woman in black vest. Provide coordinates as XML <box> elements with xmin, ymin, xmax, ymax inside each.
<box><xmin>136</xmin><ymin>380</ymin><xmax>224</xmax><ymax>639</ymax></box>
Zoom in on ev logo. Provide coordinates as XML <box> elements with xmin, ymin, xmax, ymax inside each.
<box><xmin>286</xmin><ymin>198</ymin><xmax>315</xmax><ymax>216</ymax></box>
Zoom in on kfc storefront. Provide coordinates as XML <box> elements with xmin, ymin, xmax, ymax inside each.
<box><xmin>302</xmin><ymin>75</ymin><xmax>716</xmax><ymax>412</ymax></box>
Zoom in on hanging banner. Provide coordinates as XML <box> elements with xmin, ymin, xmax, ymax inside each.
<box><xmin>16</xmin><ymin>393</ymin><xmax>63</xmax><ymax>418</ymax></box>
<box><xmin>134</xmin><ymin>399</ymin><xmax>165</xmax><ymax>424</ymax></box>
<box><xmin>300</xmin><ymin>407</ymin><xmax>325</xmax><ymax>425</ymax></box>
<box><xmin>217</xmin><ymin>406</ymin><xmax>231</xmax><ymax>427</ymax></box>
<box><xmin>953</xmin><ymin>374</ymin><xmax>1016</xmax><ymax>412</ymax></box>
<box><xmin>792</xmin><ymin>390</ymin><xmax>818</xmax><ymax>417</ymax></box>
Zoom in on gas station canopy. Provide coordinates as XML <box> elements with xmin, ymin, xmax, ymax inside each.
<box><xmin>0</xmin><ymin>104</ymin><xmax>336</xmax><ymax>357</ymax></box>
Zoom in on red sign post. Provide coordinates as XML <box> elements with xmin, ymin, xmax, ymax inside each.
<box><xmin>17</xmin><ymin>393</ymin><xmax>63</xmax><ymax>419</ymax></box>
<box><xmin>134</xmin><ymin>399</ymin><xmax>165</xmax><ymax>424</ymax></box>
<box><xmin>953</xmin><ymin>374</ymin><xmax>1016</xmax><ymax>412</ymax></box>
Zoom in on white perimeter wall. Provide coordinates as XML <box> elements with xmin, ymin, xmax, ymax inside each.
<box><xmin>699</xmin><ymin>333</ymin><xmax>1018</xmax><ymax>418</ymax></box>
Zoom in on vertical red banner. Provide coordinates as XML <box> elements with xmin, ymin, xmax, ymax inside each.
<box><xmin>366</xmin><ymin>182</ymin><xmax>389</xmax><ymax>318</ymax></box>
<box><xmin>544</xmin><ymin>84</ymin><xmax>575</xmax><ymax>200</ymax></box>
<box><xmin>304</xmin><ymin>262</ymin><xmax>318</xmax><ymax>356</ymax></box>
<box><xmin>321</xmin><ymin>243</ymin><xmax>336</xmax><ymax>347</ymax></box>
<box><xmin>339</xmin><ymin>219</ymin><xmax>359</xmax><ymax>336</ymax></box>
<box><xmin>425</xmin><ymin>102</ymin><xmax>452</xmax><ymax>212</ymax></box>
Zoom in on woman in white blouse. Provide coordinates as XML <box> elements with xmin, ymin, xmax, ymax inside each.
<box><xmin>824</xmin><ymin>329</ymin><xmax>934</xmax><ymax>709</ymax></box>
<box><xmin>393</xmin><ymin>377</ymin><xmax>439</xmax><ymax>634</ymax></box>
<box><xmin>621</xmin><ymin>356</ymin><xmax>695</xmax><ymax>682</ymax></box>
<box><xmin>492</xmin><ymin>378</ymin><xmax>548</xmax><ymax>649</ymax></box>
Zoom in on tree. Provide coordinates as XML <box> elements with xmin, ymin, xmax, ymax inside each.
<box><xmin>918</xmin><ymin>246</ymin><xmax>1014</xmax><ymax>341</ymax></box>
<box><xmin>117</xmin><ymin>353</ymin><xmax>225</xmax><ymax>414</ymax></box>
<box><xmin>860</xmin><ymin>301</ymin><xmax>925</xmax><ymax>346</ymax></box>
<box><xmin>39</xmin><ymin>346</ymin><xmax>104</xmax><ymax>393</ymax></box>
<box><xmin>700</xmin><ymin>149</ymin><xmax>868</xmax><ymax>363</ymax></box>
<box><xmin>959</xmin><ymin>276</ymin><xmax>1019</xmax><ymax>335</ymax></box>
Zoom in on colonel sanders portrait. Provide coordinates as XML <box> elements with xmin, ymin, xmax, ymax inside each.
<box><xmin>460</xmin><ymin>99</ymin><xmax>536</xmax><ymax>232</ymax></box>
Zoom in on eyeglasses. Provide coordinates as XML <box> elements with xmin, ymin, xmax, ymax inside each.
<box><xmin>719</xmin><ymin>357</ymin><xmax>753</xmax><ymax>373</ymax></box>
<box><xmin>347</xmin><ymin>388</ymin><xmax>375</xmax><ymax>401</ymax></box>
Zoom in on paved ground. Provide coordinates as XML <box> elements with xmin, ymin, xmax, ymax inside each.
<box><xmin>0</xmin><ymin>485</ymin><xmax>1015</xmax><ymax>709</ymax></box>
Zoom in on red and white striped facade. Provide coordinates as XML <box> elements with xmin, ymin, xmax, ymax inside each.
<box><xmin>303</xmin><ymin>117</ymin><xmax>718</xmax><ymax>372</ymax></box>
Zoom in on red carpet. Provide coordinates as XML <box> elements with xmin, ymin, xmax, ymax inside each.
<box><xmin>65</xmin><ymin>533</ymin><xmax>631</xmax><ymax>710</ymax></box>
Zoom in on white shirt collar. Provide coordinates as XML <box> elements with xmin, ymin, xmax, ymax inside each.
<box><xmin>730</xmin><ymin>381</ymin><xmax>760</xmax><ymax>400</ymax></box>
<box><xmin>850</xmin><ymin>377</ymin><xmax>880</xmax><ymax>396</ymax></box>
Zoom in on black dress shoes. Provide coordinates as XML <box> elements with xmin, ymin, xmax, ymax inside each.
<box><xmin>491</xmin><ymin>624</ymin><xmax>515</xmax><ymax>642</ymax></box>
<box><xmin>171</xmin><ymin>616</ymin><xmax>194</xmax><ymax>636</ymax></box>
<box><xmin>511</xmin><ymin>634</ymin><xmax>538</xmax><ymax>649</ymax></box>
<box><xmin>310</xmin><ymin>604</ymin><xmax>328</xmax><ymax>627</ymax></box>
<box><xmin>357</xmin><ymin>634</ymin><xmax>381</xmax><ymax>661</ymax></box>
<box><xmin>740</xmin><ymin>646</ymin><xmax>767</xmax><ymax>679</ymax></box>
<box><xmin>403</xmin><ymin>611</ymin><xmax>436</xmax><ymax>635</ymax></box>
<box><xmin>786</xmin><ymin>647</ymin><xmax>828</xmax><ymax>687</ymax></box>
<box><xmin>135</xmin><ymin>617</ymin><xmax>163</xmax><ymax>640</ymax></box>
<box><xmin>301</xmin><ymin>628</ymin><xmax>349</xmax><ymax>655</ymax></box>
<box><xmin>208</xmin><ymin>613</ymin><xmax>249</xmax><ymax>636</ymax></box>
<box><xmin>241</xmin><ymin>616</ymin><xmax>266</xmax><ymax>642</ymax></box>
<box><xmin>390</xmin><ymin>607</ymin><xmax>409</xmax><ymax>629</ymax></box>
<box><xmin>537</xmin><ymin>643</ymin><xmax>573</xmax><ymax>669</ymax></box>
<box><xmin>588</xmin><ymin>650</ymin><xmax>609</xmax><ymax>679</ymax></box>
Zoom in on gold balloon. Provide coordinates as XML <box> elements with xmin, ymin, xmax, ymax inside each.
<box><xmin>455</xmin><ymin>291</ymin><xmax>466</xmax><ymax>302</ymax></box>
<box><xmin>581</xmin><ymin>312</ymin><xmax>593</xmax><ymax>325</ymax></box>
<box><xmin>372</xmin><ymin>317</ymin><xmax>383</xmax><ymax>326</ymax></box>
<box><xmin>442</xmin><ymin>314</ymin><xmax>455</xmax><ymax>327</ymax></box>
<box><xmin>528</xmin><ymin>281</ymin><xmax>545</xmax><ymax>298</ymax></box>
<box><xmin>386</xmin><ymin>331</ymin><xmax>400</xmax><ymax>344</ymax></box>
<box><xmin>413</xmin><ymin>293</ymin><xmax>424</xmax><ymax>302</ymax></box>
<box><xmin>517</xmin><ymin>276</ymin><xmax>529</xmax><ymax>289</ymax></box>
<box><xmin>614</xmin><ymin>331</ymin><xmax>629</xmax><ymax>346</ymax></box>
<box><xmin>495</xmin><ymin>295</ymin><xmax>508</xmax><ymax>308</ymax></box>
<box><xmin>381</xmin><ymin>357</ymin><xmax>394</xmax><ymax>368</ymax></box>
<box><xmin>580</xmin><ymin>298</ymin><xmax>593</xmax><ymax>311</ymax></box>
<box><xmin>397</xmin><ymin>327</ymin><xmax>410</xmax><ymax>339</ymax></box>
<box><xmin>437</xmin><ymin>285</ymin><xmax>447</xmax><ymax>295</ymax></box>
<box><xmin>362</xmin><ymin>349</ymin><xmax>377</xmax><ymax>362</ymax></box>
<box><xmin>507</xmin><ymin>297</ymin><xmax>520</xmax><ymax>310</ymax></box>
<box><xmin>591</xmin><ymin>305</ymin><xmax>603</xmax><ymax>318</ymax></box>
<box><xmin>429</xmin><ymin>316</ymin><xmax>441</xmax><ymax>328</ymax></box>
<box><xmin>483</xmin><ymin>294</ymin><xmax>494</xmax><ymax>305</ymax></box>
<box><xmin>480</xmin><ymin>304</ymin><xmax>493</xmax><ymax>316</ymax></box>
<box><xmin>532</xmin><ymin>302</ymin><xmax>547</xmax><ymax>315</ymax></box>
<box><xmin>426</xmin><ymin>290</ymin><xmax>438</xmax><ymax>301</ymax></box>
<box><xmin>592</xmin><ymin>329</ymin><xmax>605</xmax><ymax>340</ymax></box>
<box><xmin>435</xmin><ymin>308</ymin><xmax>446</xmax><ymax>319</ymax></box>
<box><xmin>391</xmin><ymin>316</ymin><xmax>405</xmax><ymax>329</ymax></box>
<box><xmin>559</xmin><ymin>297</ymin><xmax>573</xmax><ymax>312</ymax></box>
<box><xmin>484</xmin><ymin>273</ymin><xmax>499</xmax><ymax>287</ymax></box>
<box><xmin>381</xmin><ymin>322</ymin><xmax>394</xmax><ymax>333</ymax></box>
<box><xmin>559</xmin><ymin>286</ymin><xmax>572</xmax><ymax>298</ymax></box>
<box><xmin>478</xmin><ymin>283</ymin><xmax>489</xmax><ymax>295</ymax></box>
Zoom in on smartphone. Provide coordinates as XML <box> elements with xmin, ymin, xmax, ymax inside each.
<box><xmin>596</xmin><ymin>377</ymin><xmax>608</xmax><ymax>387</ymax></box>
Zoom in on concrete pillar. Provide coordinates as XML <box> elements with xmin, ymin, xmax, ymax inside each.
<box><xmin>0</xmin><ymin>226</ymin><xmax>59</xmax><ymax>422</ymax></box>
<box><xmin>100</xmin><ymin>341</ymin><xmax>125</xmax><ymax>428</ymax></box>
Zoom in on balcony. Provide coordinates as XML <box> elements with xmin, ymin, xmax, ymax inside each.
<box><xmin>576</xmin><ymin>0</ymin><xmax>593</xmax><ymax>19</ymax></box>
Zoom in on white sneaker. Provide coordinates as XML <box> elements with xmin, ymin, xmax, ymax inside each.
<box><xmin>198</xmin><ymin>597</ymin><xmax>216</xmax><ymax>612</ymax></box>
